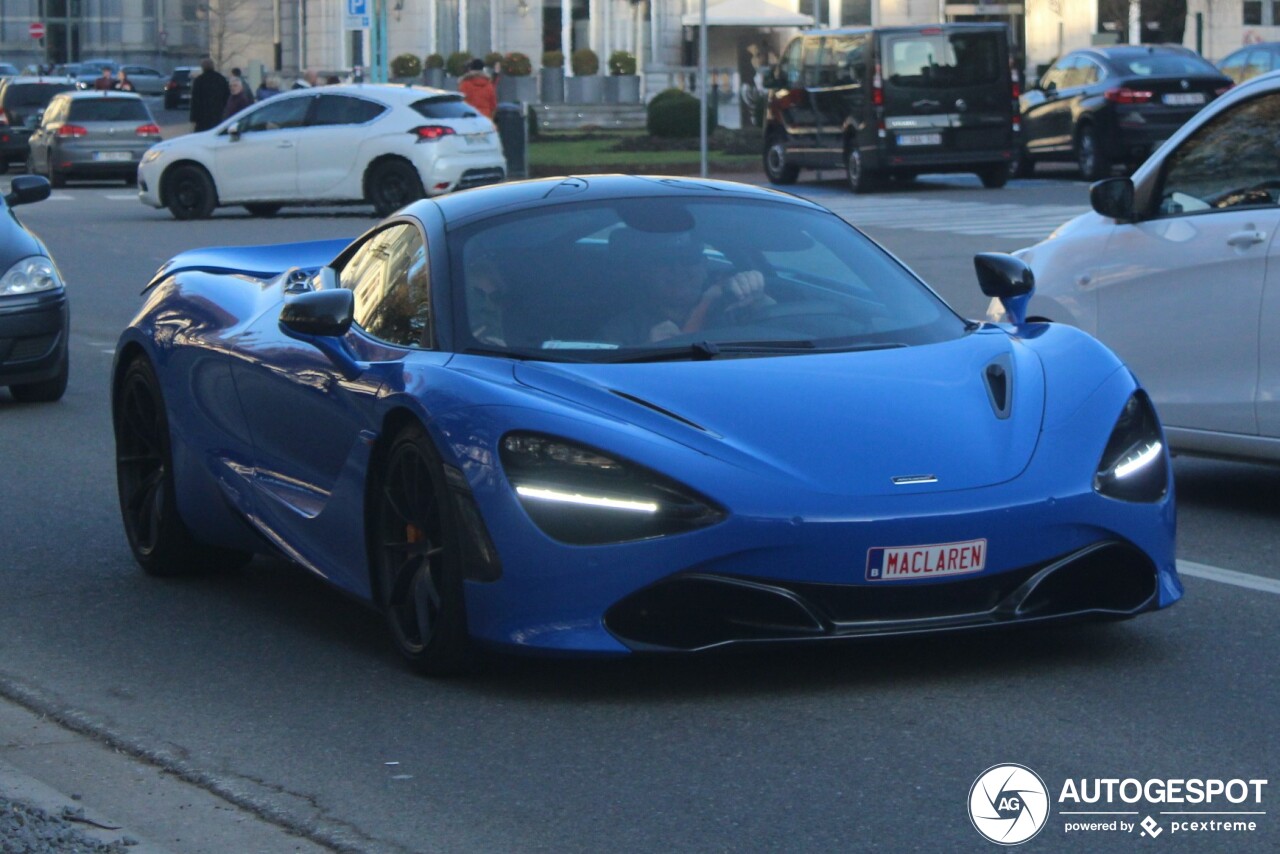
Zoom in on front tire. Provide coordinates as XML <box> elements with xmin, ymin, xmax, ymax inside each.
<box><xmin>366</xmin><ymin>159</ymin><xmax>425</xmax><ymax>218</ymax></box>
<box><xmin>370</xmin><ymin>424</ymin><xmax>474</xmax><ymax>676</ymax></box>
<box><xmin>978</xmin><ymin>165</ymin><xmax>1009</xmax><ymax>189</ymax></box>
<box><xmin>114</xmin><ymin>357</ymin><xmax>248</xmax><ymax>575</ymax></box>
<box><xmin>165</xmin><ymin>164</ymin><xmax>217</xmax><ymax>220</ymax></box>
<box><xmin>763</xmin><ymin>135</ymin><xmax>800</xmax><ymax>185</ymax></box>
<box><xmin>1076</xmin><ymin>124</ymin><xmax>1111</xmax><ymax>181</ymax></box>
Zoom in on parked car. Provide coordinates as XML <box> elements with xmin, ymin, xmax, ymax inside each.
<box><xmin>1016</xmin><ymin>45</ymin><xmax>1232</xmax><ymax>179</ymax></box>
<box><xmin>162</xmin><ymin>66</ymin><xmax>195</xmax><ymax>110</ymax></box>
<box><xmin>0</xmin><ymin>77</ymin><xmax>77</xmax><ymax>173</ymax></box>
<box><xmin>992</xmin><ymin>70</ymin><xmax>1280</xmax><ymax>464</ymax></box>
<box><xmin>113</xmin><ymin>175</ymin><xmax>1179</xmax><ymax>674</ymax></box>
<box><xmin>27</xmin><ymin>90</ymin><xmax>161</xmax><ymax>186</ymax></box>
<box><xmin>137</xmin><ymin>83</ymin><xmax>506</xmax><ymax>219</ymax></box>
<box><xmin>0</xmin><ymin>63</ymin><xmax>19</xmax><ymax>78</ymax></box>
<box><xmin>119</xmin><ymin>65</ymin><xmax>167</xmax><ymax>96</ymax></box>
<box><xmin>72</xmin><ymin>59</ymin><xmax>119</xmax><ymax>90</ymax></box>
<box><xmin>0</xmin><ymin>175</ymin><xmax>66</xmax><ymax>402</ymax></box>
<box><xmin>763</xmin><ymin>23</ymin><xmax>1019</xmax><ymax>191</ymax></box>
<box><xmin>1217</xmin><ymin>42</ymin><xmax>1280</xmax><ymax>84</ymax></box>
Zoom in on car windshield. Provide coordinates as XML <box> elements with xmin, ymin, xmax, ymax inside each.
<box><xmin>448</xmin><ymin>197</ymin><xmax>966</xmax><ymax>362</ymax></box>
<box><xmin>68</xmin><ymin>98</ymin><xmax>150</xmax><ymax>121</ymax></box>
<box><xmin>1117</xmin><ymin>53</ymin><xmax>1219</xmax><ymax>76</ymax></box>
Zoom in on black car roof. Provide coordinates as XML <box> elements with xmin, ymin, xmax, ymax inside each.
<box><xmin>425</xmin><ymin>175</ymin><xmax>821</xmax><ymax>228</ymax></box>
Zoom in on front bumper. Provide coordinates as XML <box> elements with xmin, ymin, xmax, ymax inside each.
<box><xmin>0</xmin><ymin>290</ymin><xmax>68</xmax><ymax>386</ymax></box>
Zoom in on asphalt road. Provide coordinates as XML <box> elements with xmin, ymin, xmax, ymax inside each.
<box><xmin>1</xmin><ymin>158</ymin><xmax>1277</xmax><ymax>853</ymax></box>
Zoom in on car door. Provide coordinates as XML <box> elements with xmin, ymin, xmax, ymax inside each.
<box><xmin>812</xmin><ymin>33</ymin><xmax>870</xmax><ymax>159</ymax></box>
<box><xmin>212</xmin><ymin>93</ymin><xmax>312</xmax><ymax>201</ymax></box>
<box><xmin>295</xmin><ymin>93</ymin><xmax>387</xmax><ymax>198</ymax></box>
<box><xmin>1094</xmin><ymin>90</ymin><xmax>1280</xmax><ymax>435</ymax></box>
<box><xmin>771</xmin><ymin>37</ymin><xmax>819</xmax><ymax>161</ymax></box>
<box><xmin>1022</xmin><ymin>57</ymin><xmax>1072</xmax><ymax>154</ymax></box>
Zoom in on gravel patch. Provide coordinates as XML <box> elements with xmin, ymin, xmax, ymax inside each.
<box><xmin>1</xmin><ymin>796</ymin><xmax>135</xmax><ymax>853</ymax></box>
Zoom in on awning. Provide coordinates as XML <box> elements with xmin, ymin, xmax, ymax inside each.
<box><xmin>680</xmin><ymin>0</ymin><xmax>815</xmax><ymax>27</ymax></box>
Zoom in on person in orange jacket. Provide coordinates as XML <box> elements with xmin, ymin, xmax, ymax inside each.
<box><xmin>458</xmin><ymin>58</ymin><xmax>497</xmax><ymax>119</ymax></box>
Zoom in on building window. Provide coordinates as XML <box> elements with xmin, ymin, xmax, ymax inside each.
<box><xmin>842</xmin><ymin>0</ymin><xmax>872</xmax><ymax>25</ymax></box>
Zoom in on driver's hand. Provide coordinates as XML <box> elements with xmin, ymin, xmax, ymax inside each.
<box><xmin>722</xmin><ymin>270</ymin><xmax>765</xmax><ymax>304</ymax></box>
<box><xmin>648</xmin><ymin>320</ymin><xmax>682</xmax><ymax>341</ymax></box>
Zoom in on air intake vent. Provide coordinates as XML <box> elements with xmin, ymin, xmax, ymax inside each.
<box><xmin>984</xmin><ymin>354</ymin><xmax>1013</xmax><ymax>419</ymax></box>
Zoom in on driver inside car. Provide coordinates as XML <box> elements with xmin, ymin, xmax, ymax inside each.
<box><xmin>598</xmin><ymin>229</ymin><xmax>771</xmax><ymax>344</ymax></box>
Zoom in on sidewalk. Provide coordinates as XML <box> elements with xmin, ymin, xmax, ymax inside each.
<box><xmin>0</xmin><ymin>696</ymin><xmax>328</xmax><ymax>853</ymax></box>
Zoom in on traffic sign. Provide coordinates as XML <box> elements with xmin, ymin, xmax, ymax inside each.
<box><xmin>29</xmin><ymin>22</ymin><xmax>46</xmax><ymax>39</ymax></box>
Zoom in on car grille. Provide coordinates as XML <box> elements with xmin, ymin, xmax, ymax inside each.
<box><xmin>458</xmin><ymin>167</ymin><xmax>505</xmax><ymax>189</ymax></box>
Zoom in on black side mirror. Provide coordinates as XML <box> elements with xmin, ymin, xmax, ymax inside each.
<box><xmin>1090</xmin><ymin>177</ymin><xmax>1135</xmax><ymax>222</ymax></box>
<box><xmin>279</xmin><ymin>288</ymin><xmax>353</xmax><ymax>338</ymax></box>
<box><xmin>5</xmin><ymin>175</ymin><xmax>51</xmax><ymax>207</ymax></box>
<box><xmin>975</xmin><ymin>252</ymin><xmax>1035</xmax><ymax>326</ymax></box>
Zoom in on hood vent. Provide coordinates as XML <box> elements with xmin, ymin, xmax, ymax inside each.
<box><xmin>611</xmin><ymin>389</ymin><xmax>709</xmax><ymax>432</ymax></box>
<box><xmin>984</xmin><ymin>354</ymin><xmax>1013</xmax><ymax>419</ymax></box>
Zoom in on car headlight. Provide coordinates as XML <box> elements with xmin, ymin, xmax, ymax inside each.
<box><xmin>0</xmin><ymin>257</ymin><xmax>63</xmax><ymax>296</ymax></box>
<box><xmin>501</xmin><ymin>432</ymin><xmax>725</xmax><ymax>545</ymax></box>
<box><xmin>1094</xmin><ymin>392</ymin><xmax>1168</xmax><ymax>502</ymax></box>
<box><xmin>142</xmin><ymin>148</ymin><xmax>163</xmax><ymax>164</ymax></box>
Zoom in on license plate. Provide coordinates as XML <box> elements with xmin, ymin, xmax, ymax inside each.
<box><xmin>464</xmin><ymin>133</ymin><xmax>490</xmax><ymax>145</ymax></box>
<box><xmin>93</xmin><ymin>151</ymin><xmax>132</xmax><ymax>161</ymax></box>
<box><xmin>1162</xmin><ymin>93</ymin><xmax>1205</xmax><ymax>106</ymax></box>
<box><xmin>897</xmin><ymin>132</ymin><xmax>942</xmax><ymax>146</ymax></box>
<box><xmin>865</xmin><ymin>538</ymin><xmax>987</xmax><ymax>581</ymax></box>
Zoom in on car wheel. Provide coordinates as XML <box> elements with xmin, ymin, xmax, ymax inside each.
<box><xmin>45</xmin><ymin>157</ymin><xmax>66</xmax><ymax>188</ymax></box>
<box><xmin>845</xmin><ymin>146</ymin><xmax>879</xmax><ymax>194</ymax></box>
<box><xmin>978</xmin><ymin>165</ymin><xmax>1009</xmax><ymax>189</ymax></box>
<box><xmin>371</xmin><ymin>424</ymin><xmax>474</xmax><ymax>676</ymax></box>
<box><xmin>243</xmin><ymin>203</ymin><xmax>282</xmax><ymax>217</ymax></box>
<box><xmin>1076</xmin><ymin>125</ymin><xmax>1111</xmax><ymax>181</ymax></box>
<box><xmin>114</xmin><ymin>357</ymin><xmax>250</xmax><ymax>576</ymax></box>
<box><xmin>165</xmin><ymin>165</ymin><xmax>217</xmax><ymax>220</ymax></box>
<box><xmin>763</xmin><ymin>135</ymin><xmax>800</xmax><ymax>185</ymax></box>
<box><xmin>366</xmin><ymin>159</ymin><xmax>425</xmax><ymax>218</ymax></box>
<box><xmin>9</xmin><ymin>353</ymin><xmax>67</xmax><ymax>403</ymax></box>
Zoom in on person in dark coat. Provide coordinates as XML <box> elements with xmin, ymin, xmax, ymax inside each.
<box><xmin>189</xmin><ymin>57</ymin><xmax>230</xmax><ymax>132</ymax></box>
<box><xmin>222</xmin><ymin>76</ymin><xmax>253</xmax><ymax>120</ymax></box>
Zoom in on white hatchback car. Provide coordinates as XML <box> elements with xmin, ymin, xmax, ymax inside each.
<box><xmin>137</xmin><ymin>83</ymin><xmax>506</xmax><ymax>219</ymax></box>
<box><xmin>994</xmin><ymin>70</ymin><xmax>1280</xmax><ymax>464</ymax></box>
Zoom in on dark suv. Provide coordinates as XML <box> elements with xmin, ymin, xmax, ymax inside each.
<box><xmin>0</xmin><ymin>77</ymin><xmax>77</xmax><ymax>173</ymax></box>
<box><xmin>163</xmin><ymin>66</ymin><xmax>195</xmax><ymax>110</ymax></box>
<box><xmin>763</xmin><ymin>24</ymin><xmax>1018</xmax><ymax>192</ymax></box>
<box><xmin>1017</xmin><ymin>45</ymin><xmax>1232</xmax><ymax>179</ymax></box>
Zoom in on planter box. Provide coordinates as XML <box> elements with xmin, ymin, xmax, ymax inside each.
<box><xmin>423</xmin><ymin>68</ymin><xmax>445</xmax><ymax>88</ymax></box>
<box><xmin>497</xmin><ymin>75</ymin><xmax>537</xmax><ymax>104</ymax></box>
<box><xmin>539</xmin><ymin>68</ymin><xmax>564</xmax><ymax>103</ymax></box>
<box><xmin>603</xmin><ymin>75</ymin><xmax>640</xmax><ymax>104</ymax></box>
<box><xmin>565</xmin><ymin>74</ymin><xmax>602</xmax><ymax>104</ymax></box>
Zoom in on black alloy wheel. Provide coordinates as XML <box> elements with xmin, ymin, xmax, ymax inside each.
<box><xmin>845</xmin><ymin>146</ymin><xmax>878</xmax><ymax>194</ymax></box>
<box><xmin>763</xmin><ymin>136</ymin><xmax>800</xmax><ymax>185</ymax></box>
<box><xmin>1076</xmin><ymin>125</ymin><xmax>1111</xmax><ymax>181</ymax></box>
<box><xmin>367</xmin><ymin>160</ymin><xmax>425</xmax><ymax>218</ymax></box>
<box><xmin>372</xmin><ymin>425</ymin><xmax>473</xmax><ymax>675</ymax></box>
<box><xmin>978</xmin><ymin>165</ymin><xmax>1009</xmax><ymax>189</ymax></box>
<box><xmin>114</xmin><ymin>357</ymin><xmax>247</xmax><ymax>575</ymax></box>
<box><xmin>165</xmin><ymin>164</ymin><xmax>217</xmax><ymax>220</ymax></box>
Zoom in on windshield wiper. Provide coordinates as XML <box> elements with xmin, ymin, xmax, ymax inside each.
<box><xmin>601</xmin><ymin>340</ymin><xmax>726</xmax><ymax>363</ymax></box>
<box><xmin>461</xmin><ymin>346</ymin><xmax>588</xmax><ymax>362</ymax></box>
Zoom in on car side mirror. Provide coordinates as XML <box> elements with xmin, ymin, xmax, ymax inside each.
<box><xmin>5</xmin><ymin>175</ymin><xmax>51</xmax><ymax>207</ymax></box>
<box><xmin>226</xmin><ymin>121</ymin><xmax>241</xmax><ymax>139</ymax></box>
<box><xmin>1090</xmin><ymin>177</ymin><xmax>1135</xmax><ymax>222</ymax></box>
<box><xmin>280</xmin><ymin>288</ymin><xmax>353</xmax><ymax>338</ymax></box>
<box><xmin>974</xmin><ymin>252</ymin><xmax>1035</xmax><ymax>326</ymax></box>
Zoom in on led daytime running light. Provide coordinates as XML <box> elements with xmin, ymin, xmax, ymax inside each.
<box><xmin>1113</xmin><ymin>440</ymin><xmax>1163</xmax><ymax>479</ymax></box>
<box><xmin>516</xmin><ymin>485</ymin><xmax>658</xmax><ymax>514</ymax></box>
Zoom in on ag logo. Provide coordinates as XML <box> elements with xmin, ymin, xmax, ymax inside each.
<box><xmin>969</xmin><ymin>764</ymin><xmax>1050</xmax><ymax>845</ymax></box>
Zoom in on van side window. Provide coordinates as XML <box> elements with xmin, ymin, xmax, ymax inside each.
<box><xmin>830</xmin><ymin>35</ymin><xmax>869</xmax><ymax>86</ymax></box>
<box><xmin>801</xmin><ymin>37</ymin><xmax>823</xmax><ymax>87</ymax></box>
<box><xmin>781</xmin><ymin>38</ymin><xmax>803</xmax><ymax>87</ymax></box>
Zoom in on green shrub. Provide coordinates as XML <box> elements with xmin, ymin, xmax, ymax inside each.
<box><xmin>608</xmin><ymin>50</ymin><xmax>636</xmax><ymax>76</ymax></box>
<box><xmin>390</xmin><ymin>53</ymin><xmax>422</xmax><ymax>78</ymax></box>
<box><xmin>646</xmin><ymin>87</ymin><xmax>718</xmax><ymax>138</ymax></box>
<box><xmin>542</xmin><ymin>50</ymin><xmax>564</xmax><ymax>69</ymax></box>
<box><xmin>571</xmin><ymin>48</ymin><xmax>599</xmax><ymax>76</ymax></box>
<box><xmin>446</xmin><ymin>51</ymin><xmax>473</xmax><ymax>77</ymax></box>
<box><xmin>484</xmin><ymin>51</ymin><xmax>504</xmax><ymax>70</ymax></box>
<box><xmin>424</xmin><ymin>53</ymin><xmax>444</xmax><ymax>70</ymax></box>
<box><xmin>503</xmin><ymin>51</ymin><xmax>533</xmax><ymax>76</ymax></box>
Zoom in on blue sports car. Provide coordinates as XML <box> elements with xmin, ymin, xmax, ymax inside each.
<box><xmin>112</xmin><ymin>176</ymin><xmax>1180</xmax><ymax>675</ymax></box>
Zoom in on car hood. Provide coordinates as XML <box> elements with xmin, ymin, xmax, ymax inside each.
<box><xmin>512</xmin><ymin>331</ymin><xmax>1046</xmax><ymax>496</ymax></box>
<box><xmin>146</xmin><ymin>238</ymin><xmax>351</xmax><ymax>289</ymax></box>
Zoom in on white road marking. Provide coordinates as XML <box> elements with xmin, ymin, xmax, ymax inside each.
<box><xmin>104</xmin><ymin>193</ymin><xmax>139</xmax><ymax>200</ymax></box>
<box><xmin>1177</xmin><ymin>560</ymin><xmax>1280</xmax><ymax>595</ymax></box>
<box><xmin>816</xmin><ymin>196</ymin><xmax>1089</xmax><ymax>241</ymax></box>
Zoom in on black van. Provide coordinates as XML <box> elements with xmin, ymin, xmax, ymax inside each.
<box><xmin>763</xmin><ymin>24</ymin><xmax>1018</xmax><ymax>192</ymax></box>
